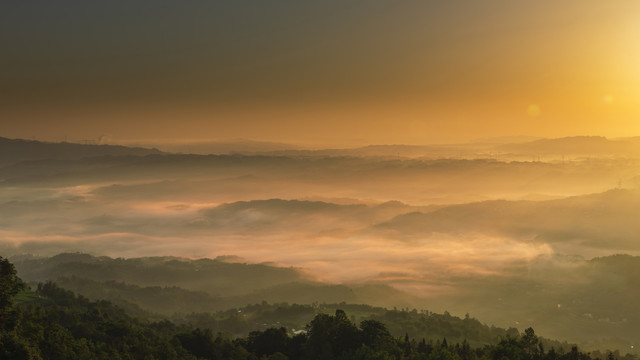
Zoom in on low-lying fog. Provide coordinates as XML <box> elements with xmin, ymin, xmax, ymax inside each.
<box><xmin>3</xmin><ymin>136</ymin><xmax>640</xmax><ymax>349</ymax></box>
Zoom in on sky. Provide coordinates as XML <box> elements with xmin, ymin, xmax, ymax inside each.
<box><xmin>2</xmin><ymin>1</ymin><xmax>640</xmax><ymax>146</ymax></box>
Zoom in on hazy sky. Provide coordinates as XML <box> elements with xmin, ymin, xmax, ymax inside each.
<box><xmin>2</xmin><ymin>1</ymin><xmax>640</xmax><ymax>146</ymax></box>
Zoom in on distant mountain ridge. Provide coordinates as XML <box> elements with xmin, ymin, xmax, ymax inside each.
<box><xmin>4</xmin><ymin>136</ymin><xmax>640</xmax><ymax>166</ymax></box>
<box><xmin>497</xmin><ymin>136</ymin><xmax>640</xmax><ymax>158</ymax></box>
<box><xmin>246</xmin><ymin>136</ymin><xmax>640</xmax><ymax>160</ymax></box>
<box><xmin>141</xmin><ymin>139</ymin><xmax>301</xmax><ymax>155</ymax></box>
<box><xmin>0</xmin><ymin>136</ymin><xmax>164</xmax><ymax>166</ymax></box>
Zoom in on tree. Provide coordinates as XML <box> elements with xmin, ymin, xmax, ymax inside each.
<box><xmin>360</xmin><ymin>320</ymin><xmax>394</xmax><ymax>352</ymax></box>
<box><xmin>0</xmin><ymin>258</ymin><xmax>40</xmax><ymax>359</ymax></box>
<box><xmin>521</xmin><ymin>327</ymin><xmax>540</xmax><ymax>360</ymax></box>
<box><xmin>306</xmin><ymin>310</ymin><xmax>361</xmax><ymax>359</ymax></box>
<box><xmin>247</xmin><ymin>327</ymin><xmax>289</xmax><ymax>358</ymax></box>
<box><xmin>175</xmin><ymin>328</ymin><xmax>216</xmax><ymax>359</ymax></box>
<box><xmin>0</xmin><ymin>257</ymin><xmax>26</xmax><ymax>332</ymax></box>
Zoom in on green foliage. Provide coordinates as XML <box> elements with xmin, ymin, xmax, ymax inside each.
<box><xmin>6</xmin><ymin>280</ymin><xmax>197</xmax><ymax>359</ymax></box>
<box><xmin>306</xmin><ymin>310</ymin><xmax>361</xmax><ymax>359</ymax></box>
<box><xmin>0</xmin><ymin>256</ymin><xmax>26</xmax><ymax>332</ymax></box>
<box><xmin>247</xmin><ymin>327</ymin><xmax>289</xmax><ymax>358</ymax></box>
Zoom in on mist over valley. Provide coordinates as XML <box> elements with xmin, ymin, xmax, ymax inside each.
<box><xmin>2</xmin><ymin>137</ymin><xmax>640</xmax><ymax>354</ymax></box>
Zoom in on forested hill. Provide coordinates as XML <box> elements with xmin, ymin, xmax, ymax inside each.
<box><xmin>12</xmin><ymin>253</ymin><xmax>423</xmax><ymax>312</ymax></box>
<box><xmin>12</xmin><ymin>253</ymin><xmax>305</xmax><ymax>296</ymax></box>
<box><xmin>1</xmin><ymin>257</ymin><xmax>629</xmax><ymax>360</ymax></box>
